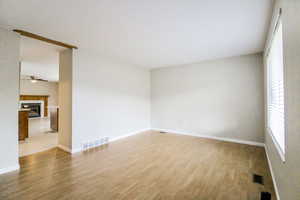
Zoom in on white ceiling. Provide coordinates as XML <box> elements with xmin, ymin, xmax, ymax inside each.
<box><xmin>20</xmin><ymin>37</ymin><xmax>64</xmax><ymax>82</ymax></box>
<box><xmin>0</xmin><ymin>0</ymin><xmax>273</xmax><ymax>68</ymax></box>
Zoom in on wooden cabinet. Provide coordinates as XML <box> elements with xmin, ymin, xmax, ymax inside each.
<box><xmin>19</xmin><ymin>111</ymin><xmax>29</xmax><ymax>141</ymax></box>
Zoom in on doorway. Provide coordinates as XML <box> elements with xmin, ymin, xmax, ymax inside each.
<box><xmin>18</xmin><ymin>36</ymin><xmax>64</xmax><ymax>156</ymax></box>
<box><xmin>0</xmin><ymin>28</ymin><xmax>74</xmax><ymax>174</ymax></box>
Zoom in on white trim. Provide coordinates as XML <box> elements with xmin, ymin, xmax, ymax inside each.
<box><xmin>110</xmin><ymin>128</ymin><xmax>150</xmax><ymax>143</ymax></box>
<box><xmin>0</xmin><ymin>164</ymin><xmax>20</xmax><ymax>175</ymax></box>
<box><xmin>71</xmin><ymin>147</ymin><xmax>82</xmax><ymax>154</ymax></box>
<box><xmin>267</xmin><ymin>128</ymin><xmax>286</xmax><ymax>162</ymax></box>
<box><xmin>152</xmin><ymin>128</ymin><xmax>265</xmax><ymax>147</ymax></box>
<box><xmin>265</xmin><ymin>146</ymin><xmax>281</xmax><ymax>200</ymax></box>
<box><xmin>265</xmin><ymin>8</ymin><xmax>282</xmax><ymax>58</ymax></box>
<box><xmin>58</xmin><ymin>144</ymin><xmax>82</xmax><ymax>154</ymax></box>
<box><xmin>62</xmin><ymin>128</ymin><xmax>151</xmax><ymax>154</ymax></box>
<box><xmin>57</xmin><ymin>144</ymin><xmax>72</xmax><ymax>153</ymax></box>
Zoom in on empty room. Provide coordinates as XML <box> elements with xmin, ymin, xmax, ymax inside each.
<box><xmin>0</xmin><ymin>0</ymin><xmax>299</xmax><ymax>200</ymax></box>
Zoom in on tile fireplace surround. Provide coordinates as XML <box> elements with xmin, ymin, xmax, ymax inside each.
<box><xmin>20</xmin><ymin>100</ymin><xmax>44</xmax><ymax>118</ymax></box>
<box><xmin>19</xmin><ymin>95</ymin><xmax>49</xmax><ymax>117</ymax></box>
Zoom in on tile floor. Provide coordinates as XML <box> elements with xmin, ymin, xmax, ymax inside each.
<box><xmin>19</xmin><ymin>117</ymin><xmax>58</xmax><ymax>157</ymax></box>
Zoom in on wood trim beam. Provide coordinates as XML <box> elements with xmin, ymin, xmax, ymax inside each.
<box><xmin>13</xmin><ymin>29</ymin><xmax>78</xmax><ymax>49</ymax></box>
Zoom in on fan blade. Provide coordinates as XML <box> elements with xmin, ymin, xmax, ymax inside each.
<box><xmin>36</xmin><ymin>78</ymin><xmax>48</xmax><ymax>82</ymax></box>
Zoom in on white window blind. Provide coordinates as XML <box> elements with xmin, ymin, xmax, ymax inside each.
<box><xmin>267</xmin><ymin>18</ymin><xmax>285</xmax><ymax>156</ymax></box>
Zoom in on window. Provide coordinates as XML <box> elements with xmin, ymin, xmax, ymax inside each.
<box><xmin>267</xmin><ymin>16</ymin><xmax>285</xmax><ymax>161</ymax></box>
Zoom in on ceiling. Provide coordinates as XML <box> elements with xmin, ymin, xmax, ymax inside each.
<box><xmin>0</xmin><ymin>0</ymin><xmax>273</xmax><ymax>68</ymax></box>
<box><xmin>20</xmin><ymin>37</ymin><xmax>64</xmax><ymax>82</ymax></box>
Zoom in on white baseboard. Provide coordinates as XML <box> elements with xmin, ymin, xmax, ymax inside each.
<box><xmin>110</xmin><ymin>128</ymin><xmax>150</xmax><ymax>143</ymax></box>
<box><xmin>265</xmin><ymin>146</ymin><xmax>281</xmax><ymax>200</ymax></box>
<box><xmin>62</xmin><ymin>128</ymin><xmax>151</xmax><ymax>154</ymax></box>
<box><xmin>57</xmin><ymin>144</ymin><xmax>72</xmax><ymax>153</ymax></box>
<box><xmin>152</xmin><ymin>128</ymin><xmax>265</xmax><ymax>147</ymax></box>
<box><xmin>71</xmin><ymin>147</ymin><xmax>82</xmax><ymax>154</ymax></box>
<box><xmin>0</xmin><ymin>164</ymin><xmax>20</xmax><ymax>175</ymax></box>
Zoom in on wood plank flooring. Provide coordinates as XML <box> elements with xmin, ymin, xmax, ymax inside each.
<box><xmin>0</xmin><ymin>131</ymin><xmax>276</xmax><ymax>200</ymax></box>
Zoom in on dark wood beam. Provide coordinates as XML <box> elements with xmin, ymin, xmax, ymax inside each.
<box><xmin>13</xmin><ymin>29</ymin><xmax>78</xmax><ymax>49</ymax></box>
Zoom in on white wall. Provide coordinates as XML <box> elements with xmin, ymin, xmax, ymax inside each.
<box><xmin>20</xmin><ymin>79</ymin><xmax>58</xmax><ymax>106</ymax></box>
<box><xmin>264</xmin><ymin>1</ymin><xmax>300</xmax><ymax>199</ymax></box>
<box><xmin>0</xmin><ymin>28</ymin><xmax>20</xmax><ymax>173</ymax></box>
<box><xmin>151</xmin><ymin>53</ymin><xmax>264</xmax><ymax>143</ymax></box>
<box><xmin>58</xmin><ymin>49</ymin><xmax>73</xmax><ymax>150</ymax></box>
<box><xmin>72</xmin><ymin>49</ymin><xmax>150</xmax><ymax>151</ymax></box>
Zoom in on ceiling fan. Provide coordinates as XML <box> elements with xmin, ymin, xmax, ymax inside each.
<box><xmin>29</xmin><ymin>76</ymin><xmax>48</xmax><ymax>83</ymax></box>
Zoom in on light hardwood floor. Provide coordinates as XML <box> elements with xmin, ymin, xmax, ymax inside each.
<box><xmin>0</xmin><ymin>131</ymin><xmax>276</xmax><ymax>200</ymax></box>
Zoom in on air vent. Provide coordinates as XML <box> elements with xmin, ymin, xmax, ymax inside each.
<box><xmin>261</xmin><ymin>192</ymin><xmax>271</xmax><ymax>200</ymax></box>
<box><xmin>253</xmin><ymin>174</ymin><xmax>264</xmax><ymax>185</ymax></box>
<box><xmin>159</xmin><ymin>131</ymin><xmax>167</xmax><ymax>134</ymax></box>
<box><xmin>82</xmin><ymin>137</ymin><xmax>110</xmax><ymax>151</ymax></box>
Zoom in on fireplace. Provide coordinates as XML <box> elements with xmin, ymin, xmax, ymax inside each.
<box><xmin>21</xmin><ymin>103</ymin><xmax>41</xmax><ymax>118</ymax></box>
<box><xmin>20</xmin><ymin>100</ymin><xmax>45</xmax><ymax>118</ymax></box>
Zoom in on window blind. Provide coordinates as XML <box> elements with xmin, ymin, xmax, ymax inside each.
<box><xmin>267</xmin><ymin>19</ymin><xmax>285</xmax><ymax>154</ymax></box>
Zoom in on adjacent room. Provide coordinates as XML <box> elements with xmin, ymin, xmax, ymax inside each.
<box><xmin>18</xmin><ymin>37</ymin><xmax>61</xmax><ymax>156</ymax></box>
<box><xmin>0</xmin><ymin>0</ymin><xmax>299</xmax><ymax>200</ymax></box>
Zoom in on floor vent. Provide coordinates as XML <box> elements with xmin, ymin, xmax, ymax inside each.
<box><xmin>253</xmin><ymin>174</ymin><xmax>264</xmax><ymax>185</ymax></box>
<box><xmin>159</xmin><ymin>131</ymin><xmax>167</xmax><ymax>134</ymax></box>
<box><xmin>261</xmin><ymin>192</ymin><xmax>271</xmax><ymax>200</ymax></box>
